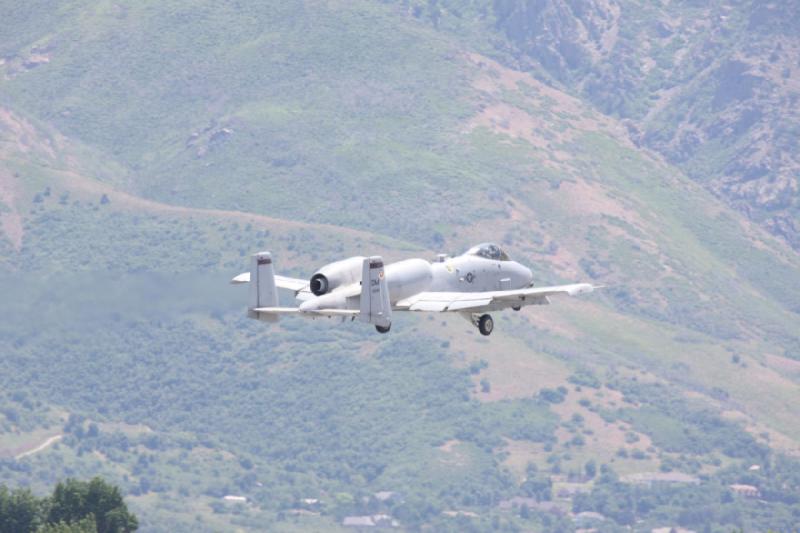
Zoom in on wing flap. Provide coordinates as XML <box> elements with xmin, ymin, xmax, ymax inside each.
<box><xmin>407</xmin><ymin>299</ymin><xmax>493</xmax><ymax>312</ymax></box>
<box><xmin>495</xmin><ymin>283</ymin><xmax>595</xmax><ymax>300</ymax></box>
<box><xmin>399</xmin><ymin>293</ymin><xmax>492</xmax><ymax>312</ymax></box>
<box><xmin>396</xmin><ymin>283</ymin><xmax>596</xmax><ymax>313</ymax></box>
<box><xmin>447</xmin><ymin>299</ymin><xmax>493</xmax><ymax>311</ymax></box>
<box><xmin>407</xmin><ymin>300</ymin><xmax>450</xmax><ymax>312</ymax></box>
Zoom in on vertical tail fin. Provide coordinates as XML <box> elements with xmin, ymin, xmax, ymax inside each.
<box><xmin>249</xmin><ymin>251</ymin><xmax>279</xmax><ymax>322</ymax></box>
<box><xmin>359</xmin><ymin>256</ymin><xmax>392</xmax><ymax>328</ymax></box>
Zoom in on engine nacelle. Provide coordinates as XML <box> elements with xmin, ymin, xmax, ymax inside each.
<box><xmin>385</xmin><ymin>259</ymin><xmax>433</xmax><ymax>302</ymax></box>
<box><xmin>309</xmin><ymin>256</ymin><xmax>365</xmax><ymax>295</ymax></box>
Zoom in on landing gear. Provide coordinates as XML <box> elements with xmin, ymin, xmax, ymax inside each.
<box><xmin>512</xmin><ymin>305</ymin><xmax>521</xmax><ymax>311</ymax></box>
<box><xmin>375</xmin><ymin>324</ymin><xmax>391</xmax><ymax>334</ymax></box>
<box><xmin>477</xmin><ymin>314</ymin><xmax>494</xmax><ymax>336</ymax></box>
<box><xmin>462</xmin><ymin>312</ymin><xmax>495</xmax><ymax>336</ymax></box>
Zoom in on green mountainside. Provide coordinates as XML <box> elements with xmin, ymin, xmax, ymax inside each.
<box><xmin>1</xmin><ymin>1</ymin><xmax>799</xmax><ymax>532</ymax></box>
<box><xmin>390</xmin><ymin>0</ymin><xmax>800</xmax><ymax>249</ymax></box>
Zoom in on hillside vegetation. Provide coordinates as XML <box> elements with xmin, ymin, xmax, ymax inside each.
<box><xmin>1</xmin><ymin>1</ymin><xmax>799</xmax><ymax>532</ymax></box>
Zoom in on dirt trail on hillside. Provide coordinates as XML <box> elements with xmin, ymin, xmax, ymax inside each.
<box><xmin>0</xmin><ymin>106</ymin><xmax>386</xmax><ymax>251</ymax></box>
<box><xmin>56</xmin><ymin>166</ymin><xmax>380</xmax><ymax>239</ymax></box>
<box><xmin>14</xmin><ymin>434</ymin><xmax>63</xmax><ymax>460</ymax></box>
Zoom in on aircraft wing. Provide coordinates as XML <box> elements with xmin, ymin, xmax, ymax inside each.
<box><xmin>394</xmin><ymin>283</ymin><xmax>596</xmax><ymax>312</ymax></box>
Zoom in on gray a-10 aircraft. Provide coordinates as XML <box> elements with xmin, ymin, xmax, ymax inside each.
<box><xmin>231</xmin><ymin>243</ymin><xmax>597</xmax><ymax>336</ymax></box>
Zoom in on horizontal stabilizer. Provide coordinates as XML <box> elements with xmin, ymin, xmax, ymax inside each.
<box><xmin>231</xmin><ymin>271</ymin><xmax>309</xmax><ymax>292</ymax></box>
<box><xmin>253</xmin><ymin>307</ymin><xmax>359</xmax><ymax>318</ymax></box>
<box><xmin>252</xmin><ymin>307</ymin><xmax>301</xmax><ymax>314</ymax></box>
<box><xmin>231</xmin><ymin>272</ymin><xmax>250</xmax><ymax>284</ymax></box>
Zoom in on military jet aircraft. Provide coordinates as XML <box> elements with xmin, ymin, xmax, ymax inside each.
<box><xmin>231</xmin><ymin>243</ymin><xmax>597</xmax><ymax>336</ymax></box>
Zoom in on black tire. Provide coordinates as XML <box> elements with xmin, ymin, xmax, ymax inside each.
<box><xmin>512</xmin><ymin>305</ymin><xmax>521</xmax><ymax>311</ymax></box>
<box><xmin>375</xmin><ymin>324</ymin><xmax>391</xmax><ymax>334</ymax></box>
<box><xmin>478</xmin><ymin>314</ymin><xmax>493</xmax><ymax>336</ymax></box>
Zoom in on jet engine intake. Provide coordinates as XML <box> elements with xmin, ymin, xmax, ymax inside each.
<box><xmin>309</xmin><ymin>273</ymin><xmax>329</xmax><ymax>295</ymax></box>
<box><xmin>309</xmin><ymin>256</ymin><xmax>365</xmax><ymax>295</ymax></box>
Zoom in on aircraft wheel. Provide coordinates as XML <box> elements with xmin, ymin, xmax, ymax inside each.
<box><xmin>375</xmin><ymin>324</ymin><xmax>391</xmax><ymax>334</ymax></box>
<box><xmin>512</xmin><ymin>305</ymin><xmax>521</xmax><ymax>311</ymax></box>
<box><xmin>478</xmin><ymin>314</ymin><xmax>494</xmax><ymax>336</ymax></box>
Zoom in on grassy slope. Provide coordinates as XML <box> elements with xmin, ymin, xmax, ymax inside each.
<box><xmin>2</xmin><ymin>1</ymin><xmax>800</xmax><ymax>530</ymax></box>
<box><xmin>1</xmin><ymin>0</ymin><xmax>484</xmax><ymax>243</ymax></box>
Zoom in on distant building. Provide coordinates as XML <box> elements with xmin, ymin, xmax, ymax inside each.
<box><xmin>343</xmin><ymin>516</ymin><xmax>376</xmax><ymax>528</ymax></box>
<box><xmin>342</xmin><ymin>514</ymin><xmax>399</xmax><ymax>528</ymax></box>
<box><xmin>573</xmin><ymin>511</ymin><xmax>606</xmax><ymax>527</ymax></box>
<box><xmin>296</xmin><ymin>498</ymin><xmax>322</xmax><ymax>512</ymax></box>
<box><xmin>371</xmin><ymin>514</ymin><xmax>395</xmax><ymax>526</ymax></box>
<box><xmin>287</xmin><ymin>509</ymin><xmax>319</xmax><ymax>516</ymax></box>
<box><xmin>222</xmin><ymin>495</ymin><xmax>247</xmax><ymax>503</ymax></box>
<box><xmin>374</xmin><ymin>491</ymin><xmax>399</xmax><ymax>502</ymax></box>
<box><xmin>729</xmin><ymin>484</ymin><xmax>760</xmax><ymax>498</ymax></box>
<box><xmin>620</xmin><ymin>472</ymin><xmax>700</xmax><ymax>486</ymax></box>
<box><xmin>442</xmin><ymin>510</ymin><xmax>479</xmax><ymax>518</ymax></box>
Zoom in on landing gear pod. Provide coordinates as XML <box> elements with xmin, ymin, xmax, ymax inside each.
<box><xmin>463</xmin><ymin>312</ymin><xmax>494</xmax><ymax>335</ymax></box>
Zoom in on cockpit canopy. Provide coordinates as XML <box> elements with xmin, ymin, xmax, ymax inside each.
<box><xmin>466</xmin><ymin>243</ymin><xmax>510</xmax><ymax>261</ymax></box>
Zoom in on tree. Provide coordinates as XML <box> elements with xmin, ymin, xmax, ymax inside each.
<box><xmin>37</xmin><ymin>516</ymin><xmax>97</xmax><ymax>533</ymax></box>
<box><xmin>584</xmin><ymin>460</ymin><xmax>597</xmax><ymax>480</ymax></box>
<box><xmin>47</xmin><ymin>478</ymin><xmax>137</xmax><ymax>533</ymax></box>
<box><xmin>0</xmin><ymin>486</ymin><xmax>44</xmax><ymax>533</ymax></box>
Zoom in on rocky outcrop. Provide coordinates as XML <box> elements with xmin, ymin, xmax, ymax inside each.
<box><xmin>490</xmin><ymin>0</ymin><xmax>800</xmax><ymax>250</ymax></box>
<box><xmin>494</xmin><ymin>0</ymin><xmax>620</xmax><ymax>83</ymax></box>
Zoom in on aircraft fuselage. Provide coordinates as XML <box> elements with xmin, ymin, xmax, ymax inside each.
<box><xmin>299</xmin><ymin>253</ymin><xmax>533</xmax><ymax>313</ymax></box>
